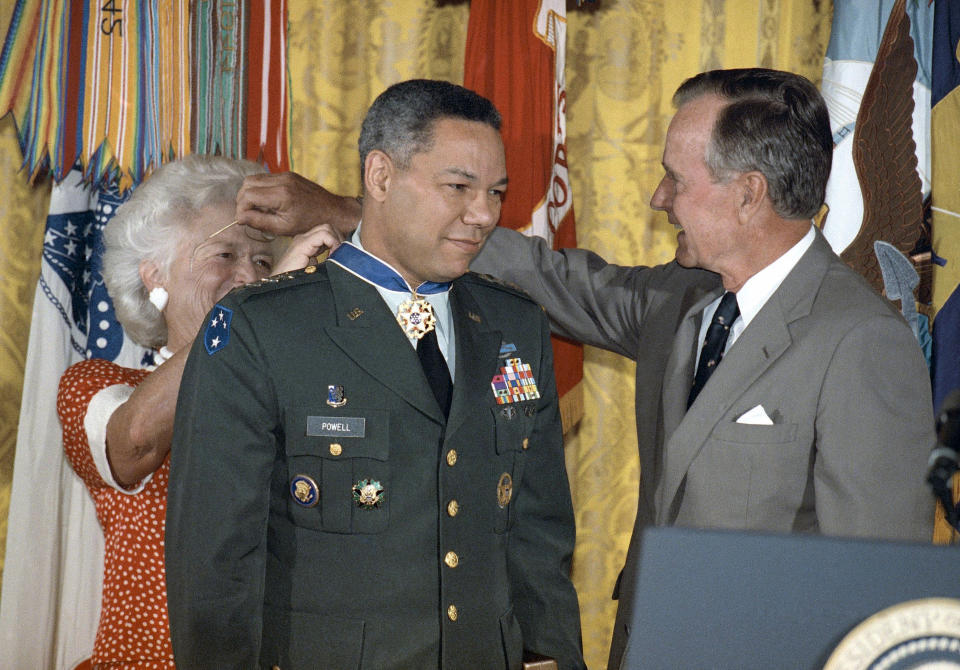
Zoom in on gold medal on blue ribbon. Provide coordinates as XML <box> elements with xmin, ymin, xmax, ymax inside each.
<box><xmin>396</xmin><ymin>294</ymin><xmax>436</xmax><ymax>340</ymax></box>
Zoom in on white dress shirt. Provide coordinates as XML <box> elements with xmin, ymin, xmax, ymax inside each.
<box><xmin>696</xmin><ymin>224</ymin><xmax>816</xmax><ymax>365</ymax></box>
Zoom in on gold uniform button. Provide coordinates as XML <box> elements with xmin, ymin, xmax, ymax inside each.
<box><xmin>329</xmin><ymin>443</ymin><xmax>343</xmax><ymax>456</ymax></box>
<box><xmin>447</xmin><ymin>604</ymin><xmax>458</xmax><ymax>621</ymax></box>
<box><xmin>447</xmin><ymin>500</ymin><xmax>460</xmax><ymax>517</ymax></box>
<box><xmin>446</xmin><ymin>449</ymin><xmax>458</xmax><ymax>466</ymax></box>
<box><xmin>444</xmin><ymin>551</ymin><xmax>459</xmax><ymax>568</ymax></box>
<box><xmin>522</xmin><ymin>437</ymin><xmax>529</xmax><ymax>450</ymax></box>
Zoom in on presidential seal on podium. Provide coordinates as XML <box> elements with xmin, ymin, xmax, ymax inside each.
<box><xmin>824</xmin><ymin>598</ymin><xmax>960</xmax><ymax>669</ymax></box>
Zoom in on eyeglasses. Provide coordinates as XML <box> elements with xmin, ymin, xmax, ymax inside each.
<box><xmin>189</xmin><ymin>220</ymin><xmax>276</xmax><ymax>273</ymax></box>
<box><xmin>204</xmin><ymin>219</ymin><xmax>276</xmax><ymax>243</ymax></box>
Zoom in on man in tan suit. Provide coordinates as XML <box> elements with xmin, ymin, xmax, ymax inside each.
<box><xmin>471</xmin><ymin>68</ymin><xmax>935</xmax><ymax>668</ymax></box>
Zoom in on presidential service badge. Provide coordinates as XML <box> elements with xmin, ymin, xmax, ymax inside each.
<box><xmin>290</xmin><ymin>474</ymin><xmax>319</xmax><ymax>508</ymax></box>
<box><xmin>490</xmin><ymin>357</ymin><xmax>540</xmax><ymax>405</ymax></box>
<box><xmin>353</xmin><ymin>479</ymin><xmax>384</xmax><ymax>509</ymax></box>
<box><xmin>204</xmin><ymin>304</ymin><xmax>233</xmax><ymax>355</ymax></box>
<box><xmin>823</xmin><ymin>598</ymin><xmax>960</xmax><ymax>669</ymax></box>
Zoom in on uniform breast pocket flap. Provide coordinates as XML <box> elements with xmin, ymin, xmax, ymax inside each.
<box><xmin>492</xmin><ymin>405</ymin><xmax>533</xmax><ymax>455</ymax></box>
<box><xmin>286</xmin><ymin>408</ymin><xmax>391</xmax><ymax>534</ymax></box>
<box><xmin>285</xmin><ymin>409</ymin><xmax>390</xmax><ymax>460</ymax></box>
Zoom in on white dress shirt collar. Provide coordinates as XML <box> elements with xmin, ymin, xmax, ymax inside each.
<box><xmin>735</xmin><ymin>224</ymin><xmax>816</xmax><ymax>333</ymax></box>
<box><xmin>350</xmin><ymin>226</ymin><xmax>456</xmax><ymax>378</ymax></box>
<box><xmin>698</xmin><ymin>224</ymin><xmax>816</xmax><ymax>358</ymax></box>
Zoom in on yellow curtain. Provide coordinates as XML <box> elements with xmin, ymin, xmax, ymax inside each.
<box><xmin>0</xmin><ymin>1</ymin><xmax>832</xmax><ymax>667</ymax></box>
<box><xmin>285</xmin><ymin>2</ymin><xmax>831</xmax><ymax>664</ymax></box>
<box><xmin>0</xmin><ymin>0</ymin><xmax>52</xmax><ymax>587</ymax></box>
<box><xmin>0</xmin><ymin>117</ymin><xmax>50</xmax><ymax>581</ymax></box>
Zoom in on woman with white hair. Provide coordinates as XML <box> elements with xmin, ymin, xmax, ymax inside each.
<box><xmin>56</xmin><ymin>154</ymin><xmax>339</xmax><ymax>668</ymax></box>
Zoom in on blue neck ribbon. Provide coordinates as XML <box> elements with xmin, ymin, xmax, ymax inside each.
<box><xmin>328</xmin><ymin>242</ymin><xmax>451</xmax><ymax>295</ymax></box>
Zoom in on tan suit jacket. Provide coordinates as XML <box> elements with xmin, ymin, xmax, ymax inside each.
<box><xmin>472</xmin><ymin>226</ymin><xmax>935</xmax><ymax>669</ymax></box>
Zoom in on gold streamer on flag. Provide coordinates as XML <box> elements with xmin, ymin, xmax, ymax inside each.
<box><xmin>0</xmin><ymin>1</ymin><xmax>191</xmax><ymax>189</ymax></box>
<box><xmin>0</xmin><ymin>0</ymin><xmax>288</xmax><ymax>191</ymax></box>
<box><xmin>465</xmin><ymin>0</ymin><xmax>584</xmax><ymax>432</ymax></box>
<box><xmin>191</xmin><ymin>0</ymin><xmax>290</xmax><ymax>174</ymax></box>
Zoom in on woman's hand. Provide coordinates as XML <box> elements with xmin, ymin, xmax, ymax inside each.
<box><xmin>273</xmin><ymin>223</ymin><xmax>344</xmax><ymax>274</ymax></box>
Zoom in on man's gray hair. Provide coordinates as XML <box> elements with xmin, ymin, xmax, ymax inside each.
<box><xmin>358</xmin><ymin>79</ymin><xmax>501</xmax><ymax>180</ymax></box>
<box><xmin>102</xmin><ymin>154</ymin><xmax>266</xmax><ymax>349</ymax></box>
<box><xmin>674</xmin><ymin>68</ymin><xmax>832</xmax><ymax>220</ymax></box>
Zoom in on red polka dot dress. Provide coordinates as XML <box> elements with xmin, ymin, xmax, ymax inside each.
<box><xmin>57</xmin><ymin>358</ymin><xmax>175</xmax><ymax>669</ymax></box>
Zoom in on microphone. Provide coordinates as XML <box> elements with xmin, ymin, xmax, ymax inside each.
<box><xmin>927</xmin><ymin>389</ymin><xmax>960</xmax><ymax>529</ymax></box>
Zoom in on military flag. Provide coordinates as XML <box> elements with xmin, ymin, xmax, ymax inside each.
<box><xmin>930</xmin><ymin>0</ymin><xmax>960</xmax><ymax>544</ymax></box>
<box><xmin>0</xmin><ymin>1</ymin><xmax>293</xmax><ymax>665</ymax></box>
<box><xmin>819</xmin><ymin>0</ymin><xmax>932</xmax><ymax>261</ymax></box>
<box><xmin>464</xmin><ymin>0</ymin><xmax>583</xmax><ymax>431</ymax></box>
<box><xmin>0</xmin><ymin>170</ymin><xmax>149</xmax><ymax>669</ymax></box>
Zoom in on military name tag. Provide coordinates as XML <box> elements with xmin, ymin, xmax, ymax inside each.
<box><xmin>306</xmin><ymin>416</ymin><xmax>366</xmax><ymax>438</ymax></box>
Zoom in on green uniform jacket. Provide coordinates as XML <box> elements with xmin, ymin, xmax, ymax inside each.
<box><xmin>165</xmin><ymin>261</ymin><xmax>584</xmax><ymax>669</ymax></box>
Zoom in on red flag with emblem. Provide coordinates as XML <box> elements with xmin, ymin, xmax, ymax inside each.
<box><xmin>464</xmin><ymin>0</ymin><xmax>583</xmax><ymax>431</ymax></box>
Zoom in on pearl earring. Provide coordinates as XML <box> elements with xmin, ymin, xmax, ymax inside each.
<box><xmin>148</xmin><ymin>286</ymin><xmax>169</xmax><ymax>312</ymax></box>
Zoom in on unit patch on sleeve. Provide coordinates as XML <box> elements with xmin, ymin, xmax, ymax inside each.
<box><xmin>204</xmin><ymin>304</ymin><xmax>233</xmax><ymax>355</ymax></box>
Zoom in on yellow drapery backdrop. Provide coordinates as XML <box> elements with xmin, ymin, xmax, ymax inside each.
<box><xmin>0</xmin><ymin>0</ymin><xmax>53</xmax><ymax>600</ymax></box>
<box><xmin>0</xmin><ymin>1</ymin><xmax>844</xmax><ymax>667</ymax></box>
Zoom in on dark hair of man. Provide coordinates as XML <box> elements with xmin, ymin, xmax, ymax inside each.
<box><xmin>673</xmin><ymin>68</ymin><xmax>832</xmax><ymax>220</ymax></box>
<box><xmin>358</xmin><ymin>78</ymin><xmax>502</xmax><ymax>180</ymax></box>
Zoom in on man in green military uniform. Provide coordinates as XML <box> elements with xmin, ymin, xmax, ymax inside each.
<box><xmin>165</xmin><ymin>79</ymin><xmax>585</xmax><ymax>669</ymax></box>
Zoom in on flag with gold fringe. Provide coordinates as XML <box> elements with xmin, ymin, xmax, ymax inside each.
<box><xmin>931</xmin><ymin>0</ymin><xmax>960</xmax><ymax>546</ymax></box>
<box><xmin>464</xmin><ymin>0</ymin><xmax>584</xmax><ymax>432</ymax></box>
<box><xmin>0</xmin><ymin>170</ymin><xmax>146</xmax><ymax>670</ymax></box>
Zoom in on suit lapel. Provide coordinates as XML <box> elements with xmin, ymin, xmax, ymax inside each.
<box><xmin>445</xmin><ymin>280</ymin><xmax>502</xmax><ymax>439</ymax></box>
<box><xmin>660</xmin><ymin>288</ymin><xmax>721</xmax><ymax>442</ymax></box>
<box><xmin>324</xmin><ymin>263</ymin><xmax>444</xmax><ymax>423</ymax></box>
<box><xmin>658</xmin><ymin>231</ymin><xmax>833</xmax><ymax>521</ymax></box>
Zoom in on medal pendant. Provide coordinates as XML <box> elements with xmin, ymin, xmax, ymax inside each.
<box><xmin>353</xmin><ymin>479</ymin><xmax>385</xmax><ymax>509</ymax></box>
<box><xmin>397</xmin><ymin>295</ymin><xmax>436</xmax><ymax>340</ymax></box>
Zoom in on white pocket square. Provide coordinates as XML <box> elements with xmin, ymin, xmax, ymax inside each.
<box><xmin>736</xmin><ymin>404</ymin><xmax>774</xmax><ymax>425</ymax></box>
